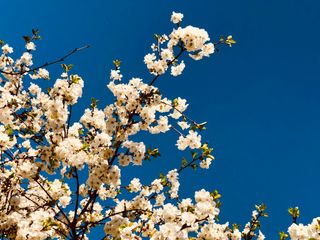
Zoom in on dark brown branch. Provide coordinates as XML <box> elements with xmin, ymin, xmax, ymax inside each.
<box><xmin>72</xmin><ymin>168</ymin><xmax>80</xmax><ymax>224</ymax></box>
<box><xmin>0</xmin><ymin>45</ymin><xmax>90</xmax><ymax>75</ymax></box>
<box><xmin>34</xmin><ymin>179</ymin><xmax>73</xmax><ymax>231</ymax></box>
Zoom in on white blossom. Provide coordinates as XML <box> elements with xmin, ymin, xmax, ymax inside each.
<box><xmin>171</xmin><ymin>60</ymin><xmax>185</xmax><ymax>76</ymax></box>
<box><xmin>171</xmin><ymin>11</ymin><xmax>184</xmax><ymax>24</ymax></box>
<box><xmin>26</xmin><ymin>42</ymin><xmax>36</xmax><ymax>50</ymax></box>
<box><xmin>2</xmin><ymin>44</ymin><xmax>13</xmax><ymax>54</ymax></box>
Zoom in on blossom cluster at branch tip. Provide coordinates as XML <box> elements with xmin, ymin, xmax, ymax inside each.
<box><xmin>144</xmin><ymin>11</ymin><xmax>215</xmax><ymax>78</ymax></box>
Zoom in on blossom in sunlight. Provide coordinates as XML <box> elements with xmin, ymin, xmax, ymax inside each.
<box><xmin>171</xmin><ymin>60</ymin><xmax>185</xmax><ymax>76</ymax></box>
<box><xmin>0</xmin><ymin>10</ymin><xmax>289</xmax><ymax>240</ymax></box>
<box><xmin>171</xmin><ymin>11</ymin><xmax>184</xmax><ymax>24</ymax></box>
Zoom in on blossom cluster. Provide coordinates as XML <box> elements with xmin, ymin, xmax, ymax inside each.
<box><xmin>0</xmin><ymin>10</ymin><xmax>310</xmax><ymax>240</ymax></box>
<box><xmin>286</xmin><ymin>216</ymin><xmax>320</xmax><ymax>240</ymax></box>
<box><xmin>144</xmin><ymin>12</ymin><xmax>214</xmax><ymax>77</ymax></box>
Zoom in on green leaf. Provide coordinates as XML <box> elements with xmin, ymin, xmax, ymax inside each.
<box><xmin>147</xmin><ymin>147</ymin><xmax>161</xmax><ymax>158</ymax></box>
<box><xmin>191</xmin><ymin>163</ymin><xmax>197</xmax><ymax>171</ymax></box>
<box><xmin>288</xmin><ymin>207</ymin><xmax>300</xmax><ymax>219</ymax></box>
<box><xmin>34</xmin><ymin>35</ymin><xmax>42</xmax><ymax>40</ymax></box>
<box><xmin>67</xmin><ymin>64</ymin><xmax>73</xmax><ymax>71</ymax></box>
<box><xmin>90</xmin><ymin>97</ymin><xmax>99</xmax><ymax>109</ymax></box>
<box><xmin>82</xmin><ymin>142</ymin><xmax>89</xmax><ymax>151</ymax></box>
<box><xmin>70</xmin><ymin>74</ymin><xmax>80</xmax><ymax>84</ymax></box>
<box><xmin>225</xmin><ymin>35</ymin><xmax>236</xmax><ymax>47</ymax></box>
<box><xmin>255</xmin><ymin>203</ymin><xmax>267</xmax><ymax>212</ymax></box>
<box><xmin>61</xmin><ymin>64</ymin><xmax>73</xmax><ymax>72</ymax></box>
<box><xmin>5</xmin><ymin>126</ymin><xmax>13</xmax><ymax>136</ymax></box>
<box><xmin>191</xmin><ymin>151</ymin><xmax>198</xmax><ymax>159</ymax></box>
<box><xmin>232</xmin><ymin>223</ymin><xmax>240</xmax><ymax>230</ymax></box>
<box><xmin>201</xmin><ymin>143</ymin><xmax>214</xmax><ymax>158</ymax></box>
<box><xmin>61</xmin><ymin>64</ymin><xmax>68</xmax><ymax>72</ymax></box>
<box><xmin>113</xmin><ymin>59</ymin><xmax>121</xmax><ymax>69</ymax></box>
<box><xmin>196</xmin><ymin>122</ymin><xmax>207</xmax><ymax>131</ymax></box>
<box><xmin>191</xmin><ymin>122</ymin><xmax>207</xmax><ymax>131</ymax></box>
<box><xmin>173</xmin><ymin>99</ymin><xmax>179</xmax><ymax>107</ymax></box>
<box><xmin>181</xmin><ymin>158</ymin><xmax>187</xmax><ymax>167</ymax></box>
<box><xmin>210</xmin><ymin>190</ymin><xmax>222</xmax><ymax>200</ymax></box>
<box><xmin>32</xmin><ymin>28</ymin><xmax>39</xmax><ymax>36</ymax></box>
<box><xmin>31</xmin><ymin>29</ymin><xmax>41</xmax><ymax>40</ymax></box>
<box><xmin>160</xmin><ymin>176</ymin><xmax>167</xmax><ymax>185</ymax></box>
<box><xmin>78</xmin><ymin>128</ymin><xmax>84</xmax><ymax>135</ymax></box>
<box><xmin>279</xmin><ymin>231</ymin><xmax>289</xmax><ymax>240</ymax></box>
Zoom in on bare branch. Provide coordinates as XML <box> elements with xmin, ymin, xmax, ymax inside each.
<box><xmin>0</xmin><ymin>45</ymin><xmax>90</xmax><ymax>76</ymax></box>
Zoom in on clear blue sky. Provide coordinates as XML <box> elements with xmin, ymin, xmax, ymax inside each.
<box><xmin>2</xmin><ymin>0</ymin><xmax>320</xmax><ymax>238</ymax></box>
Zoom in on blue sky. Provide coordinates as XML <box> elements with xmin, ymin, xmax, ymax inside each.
<box><xmin>2</xmin><ymin>0</ymin><xmax>320</xmax><ymax>238</ymax></box>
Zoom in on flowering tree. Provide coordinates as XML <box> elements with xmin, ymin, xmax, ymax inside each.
<box><xmin>0</xmin><ymin>11</ymin><xmax>318</xmax><ymax>240</ymax></box>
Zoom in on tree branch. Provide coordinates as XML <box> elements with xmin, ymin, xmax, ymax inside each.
<box><xmin>0</xmin><ymin>45</ymin><xmax>90</xmax><ymax>75</ymax></box>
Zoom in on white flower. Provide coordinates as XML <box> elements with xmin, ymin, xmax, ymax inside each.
<box><xmin>29</xmin><ymin>68</ymin><xmax>49</xmax><ymax>79</ymax></box>
<box><xmin>252</xmin><ymin>210</ymin><xmax>259</xmax><ymax>219</ymax></box>
<box><xmin>162</xmin><ymin>204</ymin><xmax>180</xmax><ymax>221</ymax></box>
<box><xmin>80</xmin><ymin>108</ymin><xmax>106</xmax><ymax>130</ymax></box>
<box><xmin>168</xmin><ymin>25</ymin><xmax>214</xmax><ymax>61</ymax></box>
<box><xmin>26</xmin><ymin>42</ymin><xmax>36</xmax><ymax>51</ymax></box>
<box><xmin>28</xmin><ymin>83</ymin><xmax>41</xmax><ymax>95</ymax></box>
<box><xmin>144</xmin><ymin>53</ymin><xmax>156</xmax><ymax>64</ymax></box>
<box><xmin>20</xmin><ymin>52</ymin><xmax>33</xmax><ymax>66</ymax></box>
<box><xmin>144</xmin><ymin>53</ymin><xmax>168</xmax><ymax>75</ymax></box>
<box><xmin>155</xmin><ymin>193</ymin><xmax>166</xmax><ymax>206</ymax></box>
<box><xmin>149</xmin><ymin>116</ymin><xmax>170</xmax><ymax>134</ymax></box>
<box><xmin>167</xmin><ymin>169</ymin><xmax>178</xmax><ymax>182</ymax></box>
<box><xmin>176</xmin><ymin>135</ymin><xmax>189</xmax><ymax>150</ymax></box>
<box><xmin>0</xmin><ymin>125</ymin><xmax>16</xmax><ymax>150</ymax></box>
<box><xmin>151</xmin><ymin>179</ymin><xmax>163</xmax><ymax>193</ymax></box>
<box><xmin>178</xmin><ymin>121</ymin><xmax>190</xmax><ymax>130</ymax></box>
<box><xmin>16</xmin><ymin>161</ymin><xmax>38</xmax><ymax>179</ymax></box>
<box><xmin>176</xmin><ymin>130</ymin><xmax>201</xmax><ymax>150</ymax></box>
<box><xmin>68</xmin><ymin>122</ymin><xmax>83</xmax><ymax>137</ymax></box>
<box><xmin>2</xmin><ymin>44</ymin><xmax>13</xmax><ymax>54</ymax></box>
<box><xmin>195</xmin><ymin>189</ymin><xmax>212</xmax><ymax>203</ymax></box>
<box><xmin>171</xmin><ymin>60</ymin><xmax>185</xmax><ymax>76</ymax></box>
<box><xmin>160</xmin><ymin>48</ymin><xmax>174</xmax><ymax>61</ymax></box>
<box><xmin>110</xmin><ymin>69</ymin><xmax>122</xmax><ymax>81</ymax></box>
<box><xmin>22</xmin><ymin>140</ymin><xmax>31</xmax><ymax>149</ymax></box>
<box><xmin>38</xmin><ymin>68</ymin><xmax>49</xmax><ymax>79</ymax></box>
<box><xmin>257</xmin><ymin>230</ymin><xmax>265</xmax><ymax>240</ymax></box>
<box><xmin>171</xmin><ymin>11</ymin><xmax>184</xmax><ymax>24</ymax></box>
<box><xmin>128</xmin><ymin>178</ymin><xmax>142</xmax><ymax>192</ymax></box>
<box><xmin>170</xmin><ymin>106</ymin><xmax>188</xmax><ymax>120</ymax></box>
<box><xmin>91</xmin><ymin>132</ymin><xmax>112</xmax><ymax>149</ymax></box>
<box><xmin>202</xmin><ymin>42</ymin><xmax>215</xmax><ymax>56</ymax></box>
<box><xmin>287</xmin><ymin>222</ymin><xmax>318</xmax><ymax>240</ymax></box>
<box><xmin>123</xmin><ymin>140</ymin><xmax>146</xmax><ymax>165</ymax></box>
<box><xmin>59</xmin><ymin>195</ymin><xmax>71</xmax><ymax>208</ymax></box>
<box><xmin>61</xmin><ymin>72</ymin><xmax>68</xmax><ymax>78</ymax></box>
<box><xmin>200</xmin><ymin>157</ymin><xmax>213</xmax><ymax>169</ymax></box>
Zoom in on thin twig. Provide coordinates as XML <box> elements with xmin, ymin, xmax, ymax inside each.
<box><xmin>160</xmin><ymin>100</ymin><xmax>198</xmax><ymax>125</ymax></box>
<box><xmin>0</xmin><ymin>45</ymin><xmax>90</xmax><ymax>75</ymax></box>
<box><xmin>34</xmin><ymin>179</ymin><xmax>73</xmax><ymax>230</ymax></box>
